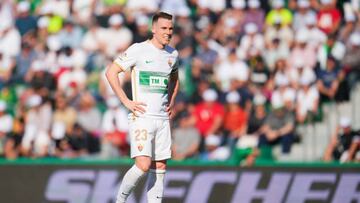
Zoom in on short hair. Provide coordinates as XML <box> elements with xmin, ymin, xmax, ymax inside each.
<box><xmin>152</xmin><ymin>12</ymin><xmax>173</xmax><ymax>25</ymax></box>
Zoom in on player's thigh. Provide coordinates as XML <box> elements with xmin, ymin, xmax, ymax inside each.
<box><xmin>153</xmin><ymin>120</ymin><xmax>171</xmax><ymax>161</ymax></box>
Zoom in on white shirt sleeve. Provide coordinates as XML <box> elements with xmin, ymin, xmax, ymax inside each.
<box><xmin>113</xmin><ymin>43</ymin><xmax>139</xmax><ymax>71</ymax></box>
<box><xmin>170</xmin><ymin>50</ymin><xmax>179</xmax><ymax>74</ymax></box>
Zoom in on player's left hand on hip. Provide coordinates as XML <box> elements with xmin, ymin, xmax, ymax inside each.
<box><xmin>166</xmin><ymin>104</ymin><xmax>174</xmax><ymax>118</ymax></box>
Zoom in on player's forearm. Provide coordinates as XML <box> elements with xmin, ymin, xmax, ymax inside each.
<box><xmin>278</xmin><ymin>123</ymin><xmax>294</xmax><ymax>136</ymax></box>
<box><xmin>105</xmin><ymin>63</ymin><xmax>130</xmax><ymax>105</ymax></box>
<box><xmin>184</xmin><ymin>143</ymin><xmax>199</xmax><ymax>158</ymax></box>
<box><xmin>169</xmin><ymin>79</ymin><xmax>179</xmax><ymax>104</ymax></box>
<box><xmin>168</xmin><ymin>73</ymin><xmax>179</xmax><ymax>105</ymax></box>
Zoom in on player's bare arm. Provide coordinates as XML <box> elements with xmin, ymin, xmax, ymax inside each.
<box><xmin>167</xmin><ymin>71</ymin><xmax>179</xmax><ymax>117</ymax></box>
<box><xmin>105</xmin><ymin>63</ymin><xmax>146</xmax><ymax>116</ymax></box>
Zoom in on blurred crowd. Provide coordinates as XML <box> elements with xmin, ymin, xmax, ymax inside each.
<box><xmin>0</xmin><ymin>0</ymin><xmax>360</xmax><ymax>165</ymax></box>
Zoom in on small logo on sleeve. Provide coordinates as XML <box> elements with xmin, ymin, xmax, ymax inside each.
<box><xmin>168</xmin><ymin>59</ymin><xmax>173</xmax><ymax>67</ymax></box>
<box><xmin>118</xmin><ymin>53</ymin><xmax>127</xmax><ymax>61</ymax></box>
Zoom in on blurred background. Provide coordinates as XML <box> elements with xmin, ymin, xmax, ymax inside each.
<box><xmin>0</xmin><ymin>0</ymin><xmax>360</xmax><ymax>165</ymax></box>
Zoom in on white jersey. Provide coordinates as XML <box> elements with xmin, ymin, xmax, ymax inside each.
<box><xmin>114</xmin><ymin>40</ymin><xmax>178</xmax><ymax>119</ymax></box>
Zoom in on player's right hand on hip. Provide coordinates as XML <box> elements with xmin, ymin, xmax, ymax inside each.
<box><xmin>125</xmin><ymin>100</ymin><xmax>147</xmax><ymax>116</ymax></box>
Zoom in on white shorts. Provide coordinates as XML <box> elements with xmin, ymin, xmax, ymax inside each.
<box><xmin>129</xmin><ymin>117</ymin><xmax>171</xmax><ymax>161</ymax></box>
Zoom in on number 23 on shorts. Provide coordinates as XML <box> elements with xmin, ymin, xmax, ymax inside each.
<box><xmin>135</xmin><ymin>129</ymin><xmax>148</xmax><ymax>141</ymax></box>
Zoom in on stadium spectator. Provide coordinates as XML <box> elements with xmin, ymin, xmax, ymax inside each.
<box><xmin>39</xmin><ymin>0</ymin><xmax>71</xmax><ymax>19</ymax></box>
<box><xmin>81</xmin><ymin>21</ymin><xmax>108</xmax><ymax>72</ymax></box>
<box><xmin>348</xmin><ymin>132</ymin><xmax>360</xmax><ymax>162</ymax></box>
<box><xmin>93</xmin><ymin>0</ymin><xmax>124</xmax><ymax>24</ymax></box>
<box><xmin>57</xmin><ymin>19</ymin><xmax>84</xmax><ymax>49</ymax></box>
<box><xmin>76</xmin><ymin>92</ymin><xmax>102</xmax><ymax>139</ymax></box>
<box><xmin>132</xmin><ymin>15</ymin><xmax>151</xmax><ymax>43</ymax></box>
<box><xmin>201</xmin><ymin>134</ymin><xmax>231</xmax><ymax>161</ymax></box>
<box><xmin>21</xmin><ymin>94</ymin><xmax>52</xmax><ymax>157</ymax></box>
<box><xmin>215</xmin><ymin>48</ymin><xmax>249</xmax><ymax>92</ymax></box>
<box><xmin>0</xmin><ymin>100</ymin><xmax>13</xmax><ymax>156</ymax></box>
<box><xmin>15</xmin><ymin>1</ymin><xmax>37</xmax><ymax>36</ymax></box>
<box><xmin>289</xmin><ymin>29</ymin><xmax>317</xmax><ymax>69</ymax></box>
<box><xmin>249</xmin><ymin>56</ymin><xmax>271</xmax><ymax>92</ymax></box>
<box><xmin>338</xmin><ymin>13</ymin><xmax>357</xmax><ymax>43</ymax></box>
<box><xmin>72</xmin><ymin>0</ymin><xmax>96</xmax><ymax>26</ymax></box>
<box><xmin>324</xmin><ymin>117</ymin><xmax>358</xmax><ymax>162</ymax></box>
<box><xmin>58</xmin><ymin>123</ymin><xmax>91</xmax><ymax>158</ymax></box>
<box><xmin>292</xmin><ymin>0</ymin><xmax>316</xmax><ymax>31</ymax></box>
<box><xmin>34</xmin><ymin>16</ymin><xmax>50</xmax><ymax>50</ymax></box>
<box><xmin>234</xmin><ymin>94</ymin><xmax>264</xmax><ymax>166</ymax></box>
<box><xmin>0</xmin><ymin>0</ymin><xmax>15</xmax><ymax>21</ymax></box>
<box><xmin>259</xmin><ymin>97</ymin><xmax>295</xmax><ymax>154</ymax></box>
<box><xmin>100</xmin><ymin>96</ymin><xmax>129</xmax><ymax>158</ymax></box>
<box><xmin>317</xmin><ymin>34</ymin><xmax>346</xmax><ymax>70</ymax></box>
<box><xmin>317</xmin><ymin>0</ymin><xmax>341</xmax><ymax>35</ymax></box>
<box><xmin>264</xmin><ymin>16</ymin><xmax>293</xmax><ymax>51</ymax></box>
<box><xmin>263</xmin><ymin>37</ymin><xmax>289</xmax><ymax>71</ymax></box>
<box><xmin>237</xmin><ymin>22</ymin><xmax>264</xmax><ymax>60</ymax></box>
<box><xmin>56</xmin><ymin>47</ymin><xmax>88</xmax><ymax>92</ymax></box>
<box><xmin>212</xmin><ymin>7</ymin><xmax>243</xmax><ymax>53</ymax></box>
<box><xmin>172</xmin><ymin>107</ymin><xmax>201</xmax><ymax>161</ymax></box>
<box><xmin>223</xmin><ymin>91</ymin><xmax>248</xmax><ymax>147</ymax></box>
<box><xmin>243</xmin><ymin>0</ymin><xmax>265</xmax><ymax>32</ymax></box>
<box><xmin>36</xmin><ymin>3</ymin><xmax>64</xmax><ymax>34</ymax></box>
<box><xmin>194</xmin><ymin>35</ymin><xmax>218</xmax><ymax>75</ymax></box>
<box><xmin>295</xmin><ymin>77</ymin><xmax>319</xmax><ymax>123</ymax></box>
<box><xmin>189</xmin><ymin>89</ymin><xmax>225</xmax><ymax>150</ymax></box>
<box><xmin>247</xmin><ymin>94</ymin><xmax>267</xmax><ymax>137</ymax></box>
<box><xmin>25</xmin><ymin>59</ymin><xmax>56</xmax><ymax>97</ymax></box>
<box><xmin>272</xmin><ymin>74</ymin><xmax>296</xmax><ymax>111</ymax></box>
<box><xmin>0</xmin><ymin>18</ymin><xmax>21</xmax><ymax>58</ymax></box>
<box><xmin>12</xmin><ymin>42</ymin><xmax>37</xmax><ymax>84</ymax></box>
<box><xmin>316</xmin><ymin>56</ymin><xmax>342</xmax><ymax>102</ymax></box>
<box><xmin>0</xmin><ymin>51</ymin><xmax>15</xmax><ymax>89</ymax></box>
<box><xmin>103</xmin><ymin>14</ymin><xmax>133</xmax><ymax>57</ymax></box>
<box><xmin>171</xmin><ymin>93</ymin><xmax>201</xmax><ymax>161</ymax></box>
<box><xmin>188</xmin><ymin>70</ymin><xmax>211</xmax><ymax>104</ymax></box>
<box><xmin>52</xmin><ymin>95</ymin><xmax>77</xmax><ymax>146</ymax></box>
<box><xmin>288</xmin><ymin>58</ymin><xmax>316</xmax><ymax>89</ymax></box>
<box><xmin>125</xmin><ymin>0</ymin><xmax>158</xmax><ymax>16</ymax></box>
<box><xmin>160</xmin><ymin>0</ymin><xmax>189</xmax><ymax>17</ymax></box>
<box><xmin>4</xmin><ymin>115</ymin><xmax>24</xmax><ymax>159</ymax></box>
<box><xmin>197</xmin><ymin>0</ymin><xmax>226</xmax><ymax>14</ymax></box>
<box><xmin>301</xmin><ymin>12</ymin><xmax>327</xmax><ymax>49</ymax></box>
<box><xmin>265</xmin><ymin>0</ymin><xmax>293</xmax><ymax>27</ymax></box>
<box><xmin>342</xmin><ymin>32</ymin><xmax>360</xmax><ymax>89</ymax></box>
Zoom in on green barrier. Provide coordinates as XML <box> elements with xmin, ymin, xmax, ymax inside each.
<box><xmin>1</xmin><ymin>158</ymin><xmax>360</xmax><ymax>168</ymax></box>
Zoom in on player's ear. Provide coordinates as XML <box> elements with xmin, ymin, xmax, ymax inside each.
<box><xmin>151</xmin><ymin>23</ymin><xmax>156</xmax><ymax>34</ymax></box>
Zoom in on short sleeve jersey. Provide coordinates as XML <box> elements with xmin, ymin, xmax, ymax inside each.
<box><xmin>114</xmin><ymin>41</ymin><xmax>178</xmax><ymax>119</ymax></box>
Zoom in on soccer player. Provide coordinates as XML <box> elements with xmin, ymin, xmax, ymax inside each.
<box><xmin>106</xmin><ymin>12</ymin><xmax>179</xmax><ymax>203</ymax></box>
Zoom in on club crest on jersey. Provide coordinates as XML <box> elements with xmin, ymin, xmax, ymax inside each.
<box><xmin>168</xmin><ymin>59</ymin><xmax>173</xmax><ymax>67</ymax></box>
<box><xmin>137</xmin><ymin>144</ymin><xmax>143</xmax><ymax>152</ymax></box>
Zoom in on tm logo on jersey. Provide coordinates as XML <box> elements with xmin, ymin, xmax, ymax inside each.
<box><xmin>149</xmin><ymin>76</ymin><xmax>168</xmax><ymax>87</ymax></box>
<box><xmin>139</xmin><ymin>71</ymin><xmax>169</xmax><ymax>93</ymax></box>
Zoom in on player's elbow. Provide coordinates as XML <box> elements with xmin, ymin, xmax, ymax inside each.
<box><xmin>105</xmin><ymin>64</ymin><xmax>116</xmax><ymax>80</ymax></box>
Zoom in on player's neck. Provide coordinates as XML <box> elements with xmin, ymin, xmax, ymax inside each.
<box><xmin>150</xmin><ymin>38</ymin><xmax>165</xmax><ymax>50</ymax></box>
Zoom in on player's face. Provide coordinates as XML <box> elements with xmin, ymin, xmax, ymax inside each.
<box><xmin>152</xmin><ymin>18</ymin><xmax>173</xmax><ymax>46</ymax></box>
